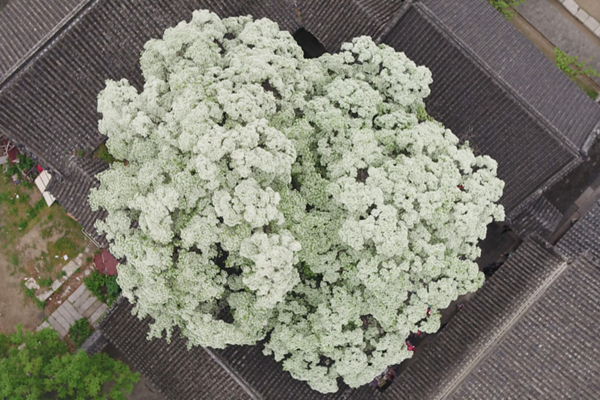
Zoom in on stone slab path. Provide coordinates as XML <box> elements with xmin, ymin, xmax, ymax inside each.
<box><xmin>36</xmin><ymin>251</ymin><xmax>88</xmax><ymax>302</ymax></box>
<box><xmin>37</xmin><ymin>284</ymin><xmax>107</xmax><ymax>337</ymax></box>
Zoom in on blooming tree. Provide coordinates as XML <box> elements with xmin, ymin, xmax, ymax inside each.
<box><xmin>90</xmin><ymin>10</ymin><xmax>504</xmax><ymax>393</ymax></box>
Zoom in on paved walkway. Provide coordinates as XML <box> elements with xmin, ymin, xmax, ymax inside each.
<box><xmin>517</xmin><ymin>0</ymin><xmax>600</xmax><ymax>85</ymax></box>
<box><xmin>36</xmin><ymin>285</ymin><xmax>107</xmax><ymax>337</ymax></box>
<box><xmin>574</xmin><ymin>0</ymin><xmax>600</xmax><ymax>22</ymax></box>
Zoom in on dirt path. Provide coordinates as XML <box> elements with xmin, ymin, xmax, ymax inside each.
<box><xmin>0</xmin><ymin>250</ymin><xmax>45</xmax><ymax>333</ymax></box>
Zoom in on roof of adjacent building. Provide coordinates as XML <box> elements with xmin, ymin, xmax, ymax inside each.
<box><xmin>382</xmin><ymin>235</ymin><xmax>600</xmax><ymax>399</ymax></box>
<box><xmin>0</xmin><ymin>0</ymin><xmax>87</xmax><ymax>82</ymax></box>
<box><xmin>556</xmin><ymin>198</ymin><xmax>600</xmax><ymax>262</ymax></box>
<box><xmin>510</xmin><ymin>195</ymin><xmax>563</xmax><ymax>240</ymax></box>
<box><xmin>100</xmin><ymin>296</ymin><xmax>383</xmax><ymax>400</ymax></box>
<box><xmin>447</xmin><ymin>255</ymin><xmax>600</xmax><ymax>399</ymax></box>
<box><xmin>382</xmin><ymin>0</ymin><xmax>600</xmax><ymax>214</ymax></box>
<box><xmin>99</xmin><ymin>297</ymin><xmax>255</xmax><ymax>400</ymax></box>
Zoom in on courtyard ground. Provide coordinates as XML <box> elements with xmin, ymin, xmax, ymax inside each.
<box><xmin>0</xmin><ymin>170</ymin><xmax>90</xmax><ymax>332</ymax></box>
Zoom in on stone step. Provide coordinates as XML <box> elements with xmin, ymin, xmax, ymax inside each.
<box><xmin>56</xmin><ymin>304</ymin><xmax>76</xmax><ymax>327</ymax></box>
<box><xmin>48</xmin><ymin>315</ymin><xmax>68</xmax><ymax>337</ymax></box>
<box><xmin>89</xmin><ymin>303</ymin><xmax>108</xmax><ymax>326</ymax></box>
<box><xmin>68</xmin><ymin>283</ymin><xmax>87</xmax><ymax>303</ymax></box>
<box><xmin>62</xmin><ymin>301</ymin><xmax>83</xmax><ymax>321</ymax></box>
<box><xmin>36</xmin><ymin>321</ymin><xmax>50</xmax><ymax>331</ymax></box>
<box><xmin>62</xmin><ymin>260</ymin><xmax>79</xmax><ymax>277</ymax></box>
<box><xmin>82</xmin><ymin>298</ymin><xmax>103</xmax><ymax>319</ymax></box>
<box><xmin>73</xmin><ymin>288</ymin><xmax>92</xmax><ymax>310</ymax></box>
<box><xmin>37</xmin><ymin>289</ymin><xmax>53</xmax><ymax>302</ymax></box>
<box><xmin>77</xmin><ymin>295</ymin><xmax>98</xmax><ymax>316</ymax></box>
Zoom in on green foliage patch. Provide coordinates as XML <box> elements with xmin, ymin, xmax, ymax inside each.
<box><xmin>488</xmin><ymin>0</ymin><xmax>526</xmax><ymax>19</ymax></box>
<box><xmin>84</xmin><ymin>271</ymin><xmax>121</xmax><ymax>305</ymax></box>
<box><xmin>0</xmin><ymin>325</ymin><xmax>139</xmax><ymax>399</ymax></box>
<box><xmin>69</xmin><ymin>318</ymin><xmax>93</xmax><ymax>347</ymax></box>
<box><xmin>94</xmin><ymin>144</ymin><xmax>116</xmax><ymax>164</ymax></box>
<box><xmin>555</xmin><ymin>47</ymin><xmax>600</xmax><ymax>81</ymax></box>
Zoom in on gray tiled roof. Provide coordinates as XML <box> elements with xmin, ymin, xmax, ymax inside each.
<box><xmin>45</xmin><ymin>156</ymin><xmax>108</xmax><ymax>246</ymax></box>
<box><xmin>383</xmin><ymin>235</ymin><xmax>568</xmax><ymax>399</ymax></box>
<box><xmin>556</xmin><ymin>199</ymin><xmax>600</xmax><ymax>263</ymax></box>
<box><xmin>0</xmin><ymin>0</ymin><xmax>88</xmax><ymax>82</ymax></box>
<box><xmin>448</xmin><ymin>255</ymin><xmax>600</xmax><ymax>399</ymax></box>
<box><xmin>99</xmin><ymin>297</ymin><xmax>254</xmax><ymax>400</ymax></box>
<box><xmin>420</xmin><ymin>0</ymin><xmax>600</xmax><ymax>152</ymax></box>
<box><xmin>511</xmin><ymin>195</ymin><xmax>563</xmax><ymax>240</ymax></box>
<box><xmin>99</xmin><ymin>296</ymin><xmax>381</xmax><ymax>400</ymax></box>
<box><xmin>382</xmin><ymin>2</ymin><xmax>591</xmax><ymax>213</ymax></box>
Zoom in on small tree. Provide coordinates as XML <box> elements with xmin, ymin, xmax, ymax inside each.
<box><xmin>90</xmin><ymin>10</ymin><xmax>504</xmax><ymax>392</ymax></box>
<box><xmin>0</xmin><ymin>325</ymin><xmax>139</xmax><ymax>399</ymax></box>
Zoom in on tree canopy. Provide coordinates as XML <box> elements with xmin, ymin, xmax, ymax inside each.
<box><xmin>89</xmin><ymin>10</ymin><xmax>504</xmax><ymax>392</ymax></box>
<box><xmin>0</xmin><ymin>326</ymin><xmax>139</xmax><ymax>399</ymax></box>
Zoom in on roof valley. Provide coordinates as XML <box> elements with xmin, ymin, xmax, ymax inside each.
<box><xmin>373</xmin><ymin>0</ymin><xmax>414</xmax><ymax>44</ymax></box>
<box><xmin>439</xmin><ymin>253</ymin><xmax>571</xmax><ymax>399</ymax></box>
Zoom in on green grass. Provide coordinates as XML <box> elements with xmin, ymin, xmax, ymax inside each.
<box><xmin>38</xmin><ymin>277</ymin><xmax>53</xmax><ymax>287</ymax></box>
<box><xmin>23</xmin><ymin>284</ymin><xmax>45</xmax><ymax>310</ymax></box>
<box><xmin>488</xmin><ymin>0</ymin><xmax>526</xmax><ymax>19</ymax></box>
<box><xmin>8</xmin><ymin>253</ymin><xmax>19</xmax><ymax>267</ymax></box>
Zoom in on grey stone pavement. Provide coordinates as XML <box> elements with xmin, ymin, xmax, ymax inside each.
<box><xmin>518</xmin><ymin>0</ymin><xmax>600</xmax><ymax>85</ymax></box>
<box><xmin>36</xmin><ymin>284</ymin><xmax>108</xmax><ymax>337</ymax></box>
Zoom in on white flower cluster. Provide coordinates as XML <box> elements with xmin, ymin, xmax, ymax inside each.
<box><xmin>90</xmin><ymin>10</ymin><xmax>504</xmax><ymax>393</ymax></box>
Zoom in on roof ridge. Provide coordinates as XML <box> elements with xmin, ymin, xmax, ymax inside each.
<box><xmin>374</xmin><ymin>0</ymin><xmax>414</xmax><ymax>44</ymax></box>
<box><xmin>202</xmin><ymin>347</ymin><xmax>264</xmax><ymax>400</ymax></box>
<box><xmin>411</xmin><ymin>2</ymin><xmax>581</xmax><ymax>158</ymax></box>
<box><xmin>439</xmin><ymin>238</ymin><xmax>570</xmax><ymax>399</ymax></box>
<box><xmin>0</xmin><ymin>0</ymin><xmax>96</xmax><ymax>90</ymax></box>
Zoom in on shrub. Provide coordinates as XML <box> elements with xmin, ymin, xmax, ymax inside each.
<box><xmin>555</xmin><ymin>47</ymin><xmax>600</xmax><ymax>81</ymax></box>
<box><xmin>84</xmin><ymin>271</ymin><xmax>121</xmax><ymax>304</ymax></box>
<box><xmin>488</xmin><ymin>0</ymin><xmax>526</xmax><ymax>19</ymax></box>
<box><xmin>38</xmin><ymin>277</ymin><xmax>53</xmax><ymax>287</ymax></box>
<box><xmin>8</xmin><ymin>253</ymin><xmax>18</xmax><ymax>267</ymax></box>
<box><xmin>69</xmin><ymin>318</ymin><xmax>93</xmax><ymax>347</ymax></box>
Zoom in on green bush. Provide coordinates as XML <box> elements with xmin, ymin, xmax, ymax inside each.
<box><xmin>69</xmin><ymin>318</ymin><xmax>93</xmax><ymax>347</ymax></box>
<box><xmin>84</xmin><ymin>271</ymin><xmax>121</xmax><ymax>304</ymax></box>
<box><xmin>106</xmin><ymin>275</ymin><xmax>121</xmax><ymax>301</ymax></box>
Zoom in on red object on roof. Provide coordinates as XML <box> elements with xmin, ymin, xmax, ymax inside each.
<box><xmin>94</xmin><ymin>249</ymin><xmax>118</xmax><ymax>275</ymax></box>
<box><xmin>2</xmin><ymin>139</ymin><xmax>19</xmax><ymax>163</ymax></box>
